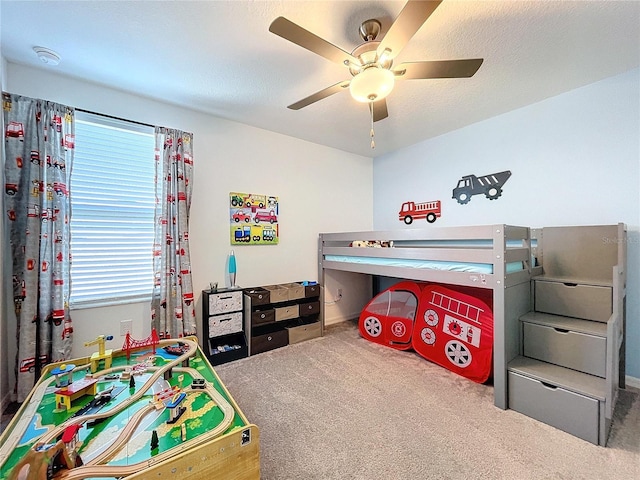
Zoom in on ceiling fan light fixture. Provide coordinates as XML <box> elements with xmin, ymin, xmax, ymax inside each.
<box><xmin>349</xmin><ymin>67</ymin><xmax>395</xmax><ymax>103</ymax></box>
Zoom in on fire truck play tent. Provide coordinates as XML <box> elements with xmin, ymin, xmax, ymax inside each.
<box><xmin>359</xmin><ymin>282</ymin><xmax>494</xmax><ymax>383</ymax></box>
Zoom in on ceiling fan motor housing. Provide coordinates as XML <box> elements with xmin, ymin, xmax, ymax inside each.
<box><xmin>349</xmin><ymin>41</ymin><xmax>393</xmax><ymax>76</ymax></box>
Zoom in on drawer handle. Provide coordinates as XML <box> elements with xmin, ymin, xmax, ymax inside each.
<box><xmin>554</xmin><ymin>328</ymin><xmax>570</xmax><ymax>334</ymax></box>
<box><xmin>267</xmin><ymin>336</ymin><xmax>272</xmax><ymax>341</ymax></box>
<box><xmin>563</xmin><ymin>283</ymin><xmax>578</xmax><ymax>287</ymax></box>
<box><xmin>540</xmin><ymin>381</ymin><xmax>558</xmax><ymax>390</ymax></box>
<box><xmin>260</xmin><ymin>313</ymin><xmax>266</xmax><ymax>319</ymax></box>
<box><xmin>219</xmin><ymin>295</ymin><xmax>233</xmax><ymax>299</ymax></box>
<box><xmin>220</xmin><ymin>317</ymin><xmax>232</xmax><ymax>322</ymax></box>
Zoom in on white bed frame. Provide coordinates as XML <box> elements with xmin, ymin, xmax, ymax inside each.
<box><xmin>318</xmin><ymin>224</ymin><xmax>533</xmax><ymax>409</ymax></box>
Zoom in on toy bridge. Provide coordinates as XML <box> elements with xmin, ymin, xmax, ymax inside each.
<box><xmin>122</xmin><ymin>329</ymin><xmax>160</xmax><ymax>360</ymax></box>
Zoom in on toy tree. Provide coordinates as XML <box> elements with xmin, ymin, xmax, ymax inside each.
<box><xmin>129</xmin><ymin>375</ymin><xmax>135</xmax><ymax>389</ymax></box>
<box><xmin>150</xmin><ymin>430</ymin><xmax>159</xmax><ymax>450</ymax></box>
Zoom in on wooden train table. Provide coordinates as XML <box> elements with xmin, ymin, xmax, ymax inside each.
<box><xmin>0</xmin><ymin>336</ymin><xmax>260</xmax><ymax>480</ymax></box>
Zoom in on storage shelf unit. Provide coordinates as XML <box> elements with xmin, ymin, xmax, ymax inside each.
<box><xmin>244</xmin><ymin>282</ymin><xmax>322</xmax><ymax>356</ymax></box>
<box><xmin>507</xmin><ymin>224</ymin><xmax>626</xmax><ymax>446</ymax></box>
<box><xmin>202</xmin><ymin>288</ymin><xmax>248</xmax><ymax>365</ymax></box>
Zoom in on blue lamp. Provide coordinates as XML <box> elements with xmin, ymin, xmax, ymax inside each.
<box><xmin>229</xmin><ymin>250</ymin><xmax>237</xmax><ymax>288</ymax></box>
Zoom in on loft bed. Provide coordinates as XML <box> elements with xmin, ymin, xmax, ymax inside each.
<box><xmin>318</xmin><ymin>224</ymin><xmax>533</xmax><ymax>409</ymax></box>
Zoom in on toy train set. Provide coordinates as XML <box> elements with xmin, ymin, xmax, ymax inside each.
<box><xmin>0</xmin><ymin>332</ymin><xmax>260</xmax><ymax>480</ymax></box>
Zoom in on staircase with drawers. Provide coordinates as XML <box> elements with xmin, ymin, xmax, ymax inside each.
<box><xmin>507</xmin><ymin>224</ymin><xmax>627</xmax><ymax>446</ymax></box>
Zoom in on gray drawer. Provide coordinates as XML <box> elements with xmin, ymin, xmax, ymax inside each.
<box><xmin>508</xmin><ymin>371</ymin><xmax>600</xmax><ymax>444</ymax></box>
<box><xmin>535</xmin><ymin>280</ymin><xmax>612</xmax><ymax>322</ymax></box>
<box><xmin>523</xmin><ymin>322</ymin><xmax>606</xmax><ymax>377</ymax></box>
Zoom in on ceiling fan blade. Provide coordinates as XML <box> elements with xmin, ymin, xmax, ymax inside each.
<box><xmin>393</xmin><ymin>59</ymin><xmax>484</xmax><ymax>79</ymax></box>
<box><xmin>372</xmin><ymin>99</ymin><xmax>389</xmax><ymax>122</ymax></box>
<box><xmin>270</xmin><ymin>17</ymin><xmax>360</xmax><ymax>68</ymax></box>
<box><xmin>377</xmin><ymin>0</ymin><xmax>443</xmax><ymax>61</ymax></box>
<box><xmin>287</xmin><ymin>80</ymin><xmax>351</xmax><ymax>110</ymax></box>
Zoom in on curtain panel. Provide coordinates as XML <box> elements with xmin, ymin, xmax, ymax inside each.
<box><xmin>151</xmin><ymin>128</ymin><xmax>196</xmax><ymax>338</ymax></box>
<box><xmin>3</xmin><ymin>93</ymin><xmax>75</xmax><ymax>401</ymax></box>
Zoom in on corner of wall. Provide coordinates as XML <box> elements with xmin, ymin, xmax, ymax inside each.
<box><xmin>0</xmin><ymin>52</ymin><xmax>11</xmax><ymax>411</ymax></box>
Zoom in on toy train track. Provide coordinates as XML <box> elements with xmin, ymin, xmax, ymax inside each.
<box><xmin>1</xmin><ymin>338</ymin><xmax>237</xmax><ymax>480</ymax></box>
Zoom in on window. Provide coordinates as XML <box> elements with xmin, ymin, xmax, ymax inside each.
<box><xmin>70</xmin><ymin>112</ymin><xmax>155</xmax><ymax>308</ymax></box>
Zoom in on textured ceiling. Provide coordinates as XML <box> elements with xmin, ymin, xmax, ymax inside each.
<box><xmin>2</xmin><ymin>1</ymin><xmax>639</xmax><ymax>158</ymax></box>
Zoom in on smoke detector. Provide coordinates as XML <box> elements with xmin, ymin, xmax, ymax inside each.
<box><xmin>33</xmin><ymin>46</ymin><xmax>61</xmax><ymax>66</ymax></box>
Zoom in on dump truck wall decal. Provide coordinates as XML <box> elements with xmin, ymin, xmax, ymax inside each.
<box><xmin>452</xmin><ymin>170</ymin><xmax>512</xmax><ymax>205</ymax></box>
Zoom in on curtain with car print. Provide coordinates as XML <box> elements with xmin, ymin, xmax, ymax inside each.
<box><xmin>3</xmin><ymin>93</ymin><xmax>75</xmax><ymax>402</ymax></box>
<box><xmin>151</xmin><ymin>128</ymin><xmax>196</xmax><ymax>339</ymax></box>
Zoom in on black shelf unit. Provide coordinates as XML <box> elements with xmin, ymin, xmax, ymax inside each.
<box><xmin>244</xmin><ymin>282</ymin><xmax>322</xmax><ymax>356</ymax></box>
<box><xmin>202</xmin><ymin>288</ymin><xmax>248</xmax><ymax>366</ymax></box>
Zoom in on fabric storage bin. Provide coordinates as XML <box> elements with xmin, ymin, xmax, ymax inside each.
<box><xmin>263</xmin><ymin>285</ymin><xmax>289</xmax><ymax>303</ymax></box>
<box><xmin>303</xmin><ymin>283</ymin><xmax>320</xmax><ymax>298</ymax></box>
<box><xmin>208</xmin><ymin>290</ymin><xmax>243</xmax><ymax>315</ymax></box>
<box><xmin>523</xmin><ymin>321</ymin><xmax>606</xmax><ymax>377</ymax></box>
<box><xmin>281</xmin><ymin>282</ymin><xmax>305</xmax><ymax>301</ymax></box>
<box><xmin>251</xmin><ymin>329</ymin><xmax>288</xmax><ymax>355</ymax></box>
<box><xmin>208</xmin><ymin>311</ymin><xmax>243</xmax><ymax>337</ymax></box>
<box><xmin>251</xmin><ymin>309</ymin><xmax>275</xmax><ymax>326</ymax></box>
<box><xmin>535</xmin><ymin>280</ymin><xmax>612</xmax><ymax>322</ymax></box>
<box><xmin>208</xmin><ymin>332</ymin><xmax>248</xmax><ymax>366</ymax></box>
<box><xmin>299</xmin><ymin>301</ymin><xmax>320</xmax><ymax>317</ymax></box>
<box><xmin>287</xmin><ymin>321</ymin><xmax>321</xmax><ymax>344</ymax></box>
<box><xmin>243</xmin><ymin>287</ymin><xmax>270</xmax><ymax>306</ymax></box>
<box><xmin>275</xmin><ymin>304</ymin><xmax>299</xmax><ymax>321</ymax></box>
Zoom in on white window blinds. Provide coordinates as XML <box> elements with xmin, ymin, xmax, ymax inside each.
<box><xmin>70</xmin><ymin>112</ymin><xmax>155</xmax><ymax>307</ymax></box>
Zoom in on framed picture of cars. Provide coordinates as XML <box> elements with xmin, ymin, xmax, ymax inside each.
<box><xmin>229</xmin><ymin>191</ymin><xmax>279</xmax><ymax>245</ymax></box>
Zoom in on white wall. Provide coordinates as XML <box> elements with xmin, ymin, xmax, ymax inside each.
<box><xmin>5</xmin><ymin>62</ymin><xmax>373</xmax><ymax>361</ymax></box>
<box><xmin>372</xmin><ymin>68</ymin><xmax>640</xmax><ymax>379</ymax></box>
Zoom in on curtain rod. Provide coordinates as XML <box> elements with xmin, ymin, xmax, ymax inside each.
<box><xmin>77</xmin><ymin>108</ymin><xmax>154</xmax><ymax>128</ymax></box>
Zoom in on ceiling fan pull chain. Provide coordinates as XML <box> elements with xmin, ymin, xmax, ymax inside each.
<box><xmin>369</xmin><ymin>101</ymin><xmax>375</xmax><ymax>149</ymax></box>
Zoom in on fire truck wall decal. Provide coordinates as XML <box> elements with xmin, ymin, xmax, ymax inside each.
<box><xmin>398</xmin><ymin>200</ymin><xmax>441</xmax><ymax>225</ymax></box>
<box><xmin>452</xmin><ymin>170</ymin><xmax>512</xmax><ymax>205</ymax></box>
<box><xmin>229</xmin><ymin>192</ymin><xmax>279</xmax><ymax>245</ymax></box>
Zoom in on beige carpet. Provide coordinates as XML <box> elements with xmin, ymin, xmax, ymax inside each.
<box><xmin>215</xmin><ymin>320</ymin><xmax>640</xmax><ymax>480</ymax></box>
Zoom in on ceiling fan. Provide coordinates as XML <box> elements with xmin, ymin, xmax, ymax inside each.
<box><xmin>269</xmin><ymin>0</ymin><xmax>483</xmax><ymax>146</ymax></box>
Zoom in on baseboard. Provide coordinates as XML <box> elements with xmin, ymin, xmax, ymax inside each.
<box><xmin>625</xmin><ymin>375</ymin><xmax>640</xmax><ymax>389</ymax></box>
<box><xmin>1</xmin><ymin>392</ymin><xmax>13</xmax><ymax>414</ymax></box>
<box><xmin>324</xmin><ymin>312</ymin><xmax>361</xmax><ymax>326</ymax></box>
<box><xmin>324</xmin><ymin>314</ymin><xmax>359</xmax><ymax>326</ymax></box>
